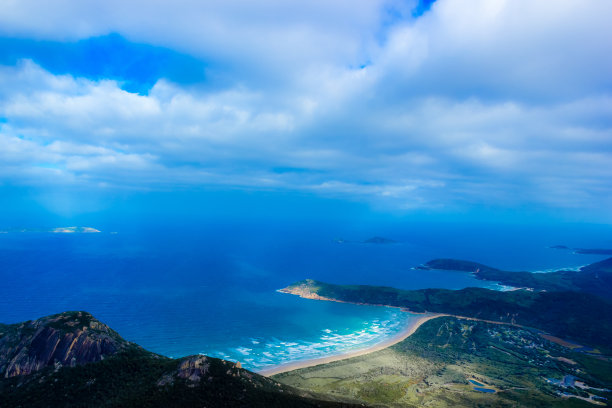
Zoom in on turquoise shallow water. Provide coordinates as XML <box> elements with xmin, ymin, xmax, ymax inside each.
<box><xmin>0</xmin><ymin>221</ymin><xmax>610</xmax><ymax>371</ymax></box>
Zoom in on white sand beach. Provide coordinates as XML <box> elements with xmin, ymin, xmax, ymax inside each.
<box><xmin>258</xmin><ymin>313</ymin><xmax>443</xmax><ymax>376</ymax></box>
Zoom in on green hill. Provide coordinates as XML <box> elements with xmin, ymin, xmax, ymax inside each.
<box><xmin>0</xmin><ymin>311</ymin><xmax>364</xmax><ymax>408</ymax></box>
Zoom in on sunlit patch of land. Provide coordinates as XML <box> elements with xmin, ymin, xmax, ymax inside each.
<box><xmin>274</xmin><ymin>317</ymin><xmax>612</xmax><ymax>407</ymax></box>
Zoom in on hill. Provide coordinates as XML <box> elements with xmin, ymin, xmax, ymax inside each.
<box><xmin>416</xmin><ymin>257</ymin><xmax>612</xmax><ymax>299</ymax></box>
<box><xmin>280</xmin><ymin>280</ymin><xmax>612</xmax><ymax>350</ymax></box>
<box><xmin>0</xmin><ymin>311</ymin><xmax>364</xmax><ymax>408</ymax></box>
<box><xmin>275</xmin><ymin>316</ymin><xmax>612</xmax><ymax>407</ymax></box>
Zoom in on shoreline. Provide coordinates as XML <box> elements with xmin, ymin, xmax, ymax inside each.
<box><xmin>258</xmin><ymin>313</ymin><xmax>443</xmax><ymax>376</ymax></box>
<box><xmin>275</xmin><ymin>287</ymin><xmax>430</xmax><ymax>315</ymax></box>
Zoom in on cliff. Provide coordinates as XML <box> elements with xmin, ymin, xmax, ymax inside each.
<box><xmin>279</xmin><ymin>279</ymin><xmax>337</xmax><ymax>301</ymax></box>
<box><xmin>0</xmin><ymin>312</ymin><xmax>364</xmax><ymax>408</ymax></box>
<box><xmin>0</xmin><ymin>311</ymin><xmax>130</xmax><ymax>378</ymax></box>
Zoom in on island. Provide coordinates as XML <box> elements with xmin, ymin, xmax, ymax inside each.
<box><xmin>549</xmin><ymin>245</ymin><xmax>612</xmax><ymax>255</ymax></box>
<box><xmin>51</xmin><ymin>226</ymin><xmax>101</xmax><ymax>233</ymax></box>
<box><xmin>334</xmin><ymin>236</ymin><xmax>398</xmax><ymax>244</ymax></box>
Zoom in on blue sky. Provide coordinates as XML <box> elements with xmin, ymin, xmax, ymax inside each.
<box><xmin>0</xmin><ymin>0</ymin><xmax>611</xmax><ymax>223</ymax></box>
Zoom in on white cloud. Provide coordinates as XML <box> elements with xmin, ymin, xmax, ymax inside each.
<box><xmin>0</xmin><ymin>0</ymin><xmax>611</xmax><ymax>216</ymax></box>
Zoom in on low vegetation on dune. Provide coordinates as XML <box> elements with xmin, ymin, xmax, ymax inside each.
<box><xmin>275</xmin><ymin>317</ymin><xmax>612</xmax><ymax>407</ymax></box>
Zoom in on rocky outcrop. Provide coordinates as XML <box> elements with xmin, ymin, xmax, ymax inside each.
<box><xmin>279</xmin><ymin>279</ymin><xmax>334</xmax><ymax>301</ymax></box>
<box><xmin>0</xmin><ymin>312</ymin><xmax>366</xmax><ymax>408</ymax></box>
<box><xmin>0</xmin><ymin>311</ymin><xmax>129</xmax><ymax>378</ymax></box>
<box><xmin>158</xmin><ymin>355</ymin><xmax>247</xmax><ymax>388</ymax></box>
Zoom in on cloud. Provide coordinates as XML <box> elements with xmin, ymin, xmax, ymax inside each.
<box><xmin>0</xmin><ymin>0</ymin><xmax>611</xmax><ymax>217</ymax></box>
<box><xmin>0</xmin><ymin>35</ymin><xmax>207</xmax><ymax>94</ymax></box>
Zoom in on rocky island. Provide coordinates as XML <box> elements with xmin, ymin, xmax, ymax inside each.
<box><xmin>51</xmin><ymin>227</ymin><xmax>101</xmax><ymax>233</ymax></box>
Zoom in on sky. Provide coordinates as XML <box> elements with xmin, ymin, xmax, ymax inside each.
<box><xmin>0</xmin><ymin>0</ymin><xmax>611</xmax><ymax>224</ymax></box>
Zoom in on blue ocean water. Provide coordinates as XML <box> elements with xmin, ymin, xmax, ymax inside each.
<box><xmin>474</xmin><ymin>387</ymin><xmax>496</xmax><ymax>393</ymax></box>
<box><xmin>0</xmin><ymin>221</ymin><xmax>610</xmax><ymax>371</ymax></box>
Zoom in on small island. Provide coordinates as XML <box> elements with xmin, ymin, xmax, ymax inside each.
<box><xmin>51</xmin><ymin>226</ymin><xmax>101</xmax><ymax>233</ymax></box>
<box><xmin>549</xmin><ymin>245</ymin><xmax>612</xmax><ymax>255</ymax></box>
<box><xmin>334</xmin><ymin>236</ymin><xmax>398</xmax><ymax>244</ymax></box>
<box><xmin>550</xmin><ymin>245</ymin><xmax>571</xmax><ymax>250</ymax></box>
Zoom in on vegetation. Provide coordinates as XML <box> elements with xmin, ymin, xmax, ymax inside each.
<box><xmin>0</xmin><ymin>346</ymin><xmax>365</xmax><ymax>407</ymax></box>
<box><xmin>0</xmin><ymin>312</ymin><xmax>365</xmax><ymax>408</ymax></box>
<box><xmin>276</xmin><ymin>256</ymin><xmax>612</xmax><ymax>406</ymax></box>
<box><xmin>275</xmin><ymin>317</ymin><xmax>612</xmax><ymax>407</ymax></box>
<box><xmin>417</xmin><ymin>257</ymin><xmax>612</xmax><ymax>300</ymax></box>
<box><xmin>4</xmin><ymin>257</ymin><xmax>611</xmax><ymax>407</ymax></box>
<box><xmin>286</xmin><ymin>279</ymin><xmax>612</xmax><ymax>350</ymax></box>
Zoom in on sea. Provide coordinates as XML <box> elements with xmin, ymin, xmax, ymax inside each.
<box><xmin>1</xmin><ymin>220</ymin><xmax>610</xmax><ymax>371</ymax></box>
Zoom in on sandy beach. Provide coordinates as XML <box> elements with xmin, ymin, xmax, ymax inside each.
<box><xmin>258</xmin><ymin>313</ymin><xmax>443</xmax><ymax>376</ymax></box>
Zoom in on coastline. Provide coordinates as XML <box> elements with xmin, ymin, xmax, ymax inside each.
<box><xmin>258</xmin><ymin>313</ymin><xmax>443</xmax><ymax>376</ymax></box>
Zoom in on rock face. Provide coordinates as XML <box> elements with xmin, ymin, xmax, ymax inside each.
<box><xmin>279</xmin><ymin>279</ymin><xmax>333</xmax><ymax>301</ymax></box>
<box><xmin>174</xmin><ymin>355</ymin><xmax>212</xmax><ymax>386</ymax></box>
<box><xmin>0</xmin><ymin>312</ymin><xmax>367</xmax><ymax>407</ymax></box>
<box><xmin>0</xmin><ymin>311</ymin><xmax>129</xmax><ymax>378</ymax></box>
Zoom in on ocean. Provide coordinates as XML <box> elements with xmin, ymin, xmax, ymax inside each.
<box><xmin>1</xmin><ymin>220</ymin><xmax>610</xmax><ymax>371</ymax></box>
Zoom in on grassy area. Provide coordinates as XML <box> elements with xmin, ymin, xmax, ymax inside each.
<box><xmin>274</xmin><ymin>317</ymin><xmax>612</xmax><ymax>407</ymax></box>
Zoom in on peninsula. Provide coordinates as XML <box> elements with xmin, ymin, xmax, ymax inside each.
<box><xmin>416</xmin><ymin>257</ymin><xmax>612</xmax><ymax>299</ymax></box>
<box><xmin>274</xmin><ymin>257</ymin><xmax>612</xmax><ymax>406</ymax></box>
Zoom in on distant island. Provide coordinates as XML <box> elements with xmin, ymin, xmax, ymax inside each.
<box><xmin>335</xmin><ymin>236</ymin><xmax>398</xmax><ymax>244</ymax></box>
<box><xmin>549</xmin><ymin>245</ymin><xmax>612</xmax><ymax>255</ymax></box>
<box><xmin>0</xmin><ymin>227</ymin><xmax>101</xmax><ymax>234</ymax></box>
<box><xmin>52</xmin><ymin>226</ymin><xmax>101</xmax><ymax>233</ymax></box>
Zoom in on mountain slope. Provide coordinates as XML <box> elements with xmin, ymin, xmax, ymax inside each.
<box><xmin>0</xmin><ymin>312</ymin><xmax>365</xmax><ymax>408</ymax></box>
<box><xmin>0</xmin><ymin>311</ymin><xmax>130</xmax><ymax>378</ymax></box>
<box><xmin>280</xmin><ymin>279</ymin><xmax>612</xmax><ymax>350</ymax></box>
<box><xmin>416</xmin><ymin>257</ymin><xmax>612</xmax><ymax>299</ymax></box>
